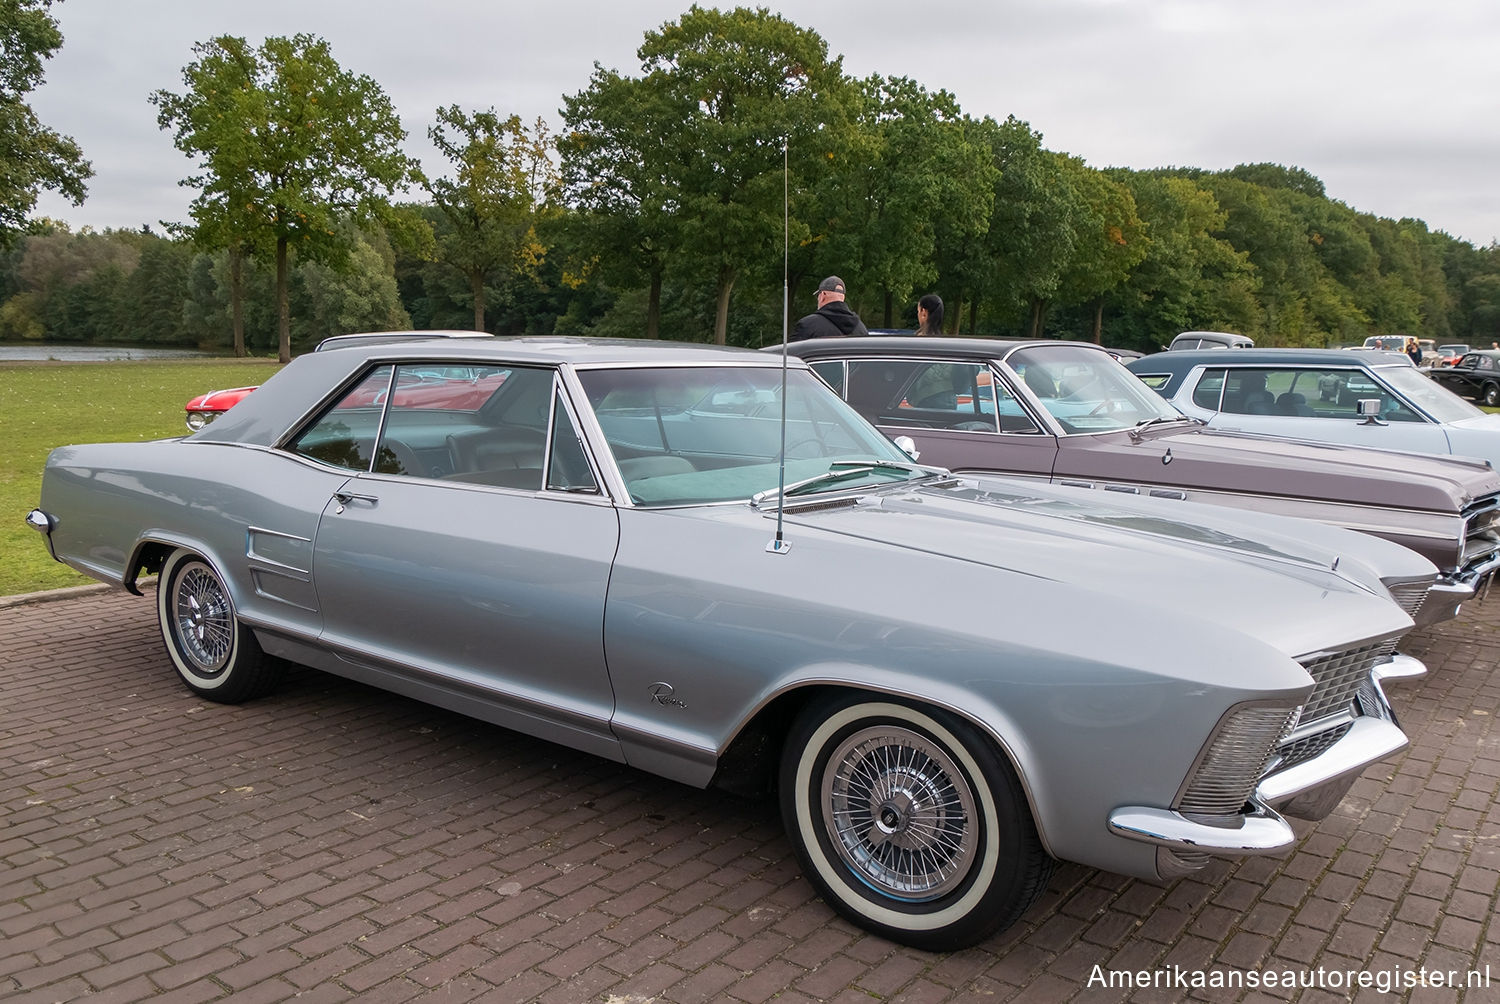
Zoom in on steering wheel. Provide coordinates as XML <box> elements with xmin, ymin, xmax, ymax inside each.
<box><xmin>784</xmin><ymin>436</ymin><xmax>827</xmax><ymax>459</ymax></box>
<box><xmin>1087</xmin><ymin>399</ymin><xmax>1120</xmax><ymax>417</ymax></box>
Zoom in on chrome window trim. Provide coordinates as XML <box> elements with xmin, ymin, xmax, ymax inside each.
<box><xmin>1184</xmin><ymin>362</ymin><xmax>1434</xmax><ymax>425</ymax></box>
<box><xmin>815</xmin><ymin>352</ymin><xmax>1053</xmax><ymax>437</ymax></box>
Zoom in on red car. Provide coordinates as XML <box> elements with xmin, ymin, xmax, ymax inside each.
<box><xmin>185</xmin><ymin>386</ymin><xmax>259</xmax><ymax>430</ymax></box>
<box><xmin>183</xmin><ymin>331</ymin><xmax>495</xmax><ymax>431</ymax></box>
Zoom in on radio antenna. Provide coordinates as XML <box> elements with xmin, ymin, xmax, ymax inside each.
<box><xmin>767</xmin><ymin>135</ymin><xmax>792</xmax><ymax>555</ymax></box>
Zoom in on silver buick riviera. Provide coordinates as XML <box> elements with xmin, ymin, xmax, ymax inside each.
<box><xmin>28</xmin><ymin>335</ymin><xmax>1431</xmax><ymax>949</ymax></box>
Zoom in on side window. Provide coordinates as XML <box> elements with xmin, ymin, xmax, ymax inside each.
<box><xmin>1191</xmin><ymin>369</ymin><xmax>1225</xmax><ymax>410</ymax></box>
<box><xmin>1221</xmin><ymin>369</ymin><xmax>1278</xmax><ymax>415</ymax></box>
<box><xmin>547</xmin><ymin>390</ymin><xmax>599</xmax><ymax>493</ymax></box>
<box><xmin>846</xmin><ymin>360</ymin><xmax>922</xmax><ymax>422</ymax></box>
<box><xmin>809</xmin><ymin>360</ymin><xmax>844</xmax><ymax>395</ymax></box>
<box><xmin>444</xmin><ymin>366</ymin><xmax>553</xmax><ymax>489</ymax></box>
<box><xmin>288</xmin><ymin>365</ymin><xmax>394</xmax><ymax>471</ymax></box>
<box><xmin>373</xmin><ymin>363</ymin><xmax>513</xmax><ymax>478</ymax></box>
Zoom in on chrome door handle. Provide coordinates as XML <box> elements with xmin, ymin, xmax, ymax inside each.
<box><xmin>332</xmin><ymin>490</ymin><xmax>379</xmax><ymax>513</ymax></box>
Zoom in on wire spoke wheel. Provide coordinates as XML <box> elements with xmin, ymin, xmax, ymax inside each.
<box><xmin>157</xmin><ymin>548</ymin><xmax>283</xmax><ymax>703</ymax></box>
<box><xmin>781</xmin><ymin>695</ymin><xmax>1053</xmax><ymax>950</ymax></box>
<box><xmin>173</xmin><ymin>564</ymin><xmax>234</xmax><ymax>675</ymax></box>
<box><xmin>823</xmin><ymin>725</ymin><xmax>977</xmax><ymax>901</ymax></box>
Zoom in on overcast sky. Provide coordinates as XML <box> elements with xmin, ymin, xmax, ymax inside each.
<box><xmin>27</xmin><ymin>0</ymin><xmax>1500</xmax><ymax>247</ymax></box>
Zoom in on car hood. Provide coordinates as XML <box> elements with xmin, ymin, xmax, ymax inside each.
<box><xmin>1443</xmin><ymin>413</ymin><xmax>1500</xmax><ymax>434</ymax></box>
<box><xmin>779</xmin><ymin>475</ymin><xmax>1411</xmax><ymax>658</ymax></box>
<box><xmin>1077</xmin><ymin>426</ymin><xmax>1500</xmax><ymax>510</ymax></box>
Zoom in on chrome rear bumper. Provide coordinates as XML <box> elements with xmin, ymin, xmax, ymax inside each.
<box><xmin>25</xmin><ymin>508</ymin><xmax>58</xmax><ymax>561</ymax></box>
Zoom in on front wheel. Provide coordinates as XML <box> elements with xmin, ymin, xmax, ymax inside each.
<box><xmin>157</xmin><ymin>548</ymin><xmax>284</xmax><ymax>703</ymax></box>
<box><xmin>1483</xmin><ymin>383</ymin><xmax>1499</xmax><ymax>407</ymax></box>
<box><xmin>780</xmin><ymin>694</ymin><xmax>1053</xmax><ymax>950</ymax></box>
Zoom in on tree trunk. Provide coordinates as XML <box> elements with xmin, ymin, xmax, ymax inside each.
<box><xmin>276</xmin><ymin>236</ymin><xmax>291</xmax><ymax>364</ymax></box>
<box><xmin>1090</xmin><ymin>298</ymin><xmax>1104</xmax><ymax>344</ymax></box>
<box><xmin>1028</xmin><ymin>299</ymin><xmax>1047</xmax><ymax>340</ymax></box>
<box><xmin>470</xmin><ymin>270</ymin><xmax>486</xmax><ymax>331</ymax></box>
<box><xmin>646</xmin><ymin>269</ymin><xmax>662</xmax><ymax>341</ymax></box>
<box><xmin>229</xmin><ymin>246</ymin><xmax>246</xmax><ymax>358</ymax></box>
<box><xmin>883</xmin><ymin>290</ymin><xmax>893</xmax><ymax>329</ymax></box>
<box><xmin>713</xmin><ymin>268</ymin><xmax>736</xmax><ymax>346</ymax></box>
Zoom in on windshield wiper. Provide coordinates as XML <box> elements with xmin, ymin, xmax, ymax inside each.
<box><xmin>1129</xmin><ymin>415</ymin><xmax>1196</xmax><ymax>438</ymax></box>
<box><xmin>751</xmin><ymin>460</ymin><xmax>927</xmax><ymax>506</ymax></box>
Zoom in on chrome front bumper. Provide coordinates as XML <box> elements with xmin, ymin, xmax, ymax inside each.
<box><xmin>1421</xmin><ymin>551</ymin><xmax>1500</xmax><ymax>627</ymax></box>
<box><xmin>1107</xmin><ymin>655</ymin><xmax>1422</xmax><ymax>871</ymax></box>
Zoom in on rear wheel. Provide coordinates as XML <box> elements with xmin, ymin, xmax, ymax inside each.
<box><xmin>780</xmin><ymin>693</ymin><xmax>1053</xmax><ymax>950</ymax></box>
<box><xmin>157</xmin><ymin>548</ymin><xmax>283</xmax><ymax>703</ymax></box>
<box><xmin>1483</xmin><ymin>383</ymin><xmax>1499</xmax><ymax>407</ymax></box>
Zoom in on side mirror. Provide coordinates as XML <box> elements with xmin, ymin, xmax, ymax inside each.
<box><xmin>1356</xmin><ymin>398</ymin><xmax>1386</xmax><ymax>425</ymax></box>
<box><xmin>893</xmin><ymin>435</ymin><xmax>920</xmax><ymax>461</ymax></box>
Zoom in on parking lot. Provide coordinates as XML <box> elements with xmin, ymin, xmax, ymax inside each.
<box><xmin>2</xmin><ymin>584</ymin><xmax>1497</xmax><ymax>1002</ymax></box>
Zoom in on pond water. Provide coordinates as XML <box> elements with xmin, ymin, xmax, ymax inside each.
<box><xmin>0</xmin><ymin>344</ymin><xmax>216</xmax><ymax>362</ymax></box>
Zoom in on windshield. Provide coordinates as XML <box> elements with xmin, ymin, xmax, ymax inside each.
<box><xmin>1006</xmin><ymin>344</ymin><xmax>1184</xmax><ymax>433</ymax></box>
<box><xmin>1378</xmin><ymin>365</ymin><xmax>1485</xmax><ymax>423</ymax></box>
<box><xmin>576</xmin><ymin>366</ymin><xmax>924</xmax><ymax>505</ymax></box>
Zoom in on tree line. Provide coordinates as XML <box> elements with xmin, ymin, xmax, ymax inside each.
<box><xmin>5</xmin><ymin>2</ymin><xmax>1500</xmax><ymax>359</ymax></box>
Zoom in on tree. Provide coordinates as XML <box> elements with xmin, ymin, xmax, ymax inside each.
<box><xmin>420</xmin><ymin>107</ymin><xmax>556</xmax><ymax>332</ymax></box>
<box><xmin>1049</xmin><ymin>158</ymin><xmax>1146</xmax><ymax>343</ymax></box>
<box><xmin>0</xmin><ymin>0</ymin><xmax>91</xmax><ymax>243</ymax></box>
<box><xmin>1103</xmin><ymin>171</ymin><xmax>1257</xmax><ymax>350</ymax></box>
<box><xmin>560</xmin><ymin>64</ymin><xmax>681</xmax><ymax>339</ymax></box>
<box><xmin>153</xmin><ymin>33</ymin><xmax>415</xmax><ymax>362</ymax></box>
<box><xmin>564</xmin><ymin>6</ymin><xmax>858</xmax><ymax>345</ymax></box>
<box><xmin>810</xmin><ymin>76</ymin><xmax>995</xmax><ymax>327</ymax></box>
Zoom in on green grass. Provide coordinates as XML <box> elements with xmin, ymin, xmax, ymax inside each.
<box><xmin>1</xmin><ymin>358</ymin><xmax>282</xmax><ymax>597</ymax></box>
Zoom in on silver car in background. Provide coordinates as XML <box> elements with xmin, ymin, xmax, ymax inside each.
<box><xmin>1129</xmin><ymin>347</ymin><xmax>1500</xmax><ymax>468</ymax></box>
<box><xmin>29</xmin><ymin>335</ymin><xmax>1428</xmax><ymax>950</ymax></box>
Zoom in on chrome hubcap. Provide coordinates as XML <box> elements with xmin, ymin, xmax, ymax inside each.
<box><xmin>174</xmin><ymin>565</ymin><xmax>232</xmax><ymax>675</ymax></box>
<box><xmin>822</xmin><ymin>725</ymin><xmax>978</xmax><ymax>901</ymax></box>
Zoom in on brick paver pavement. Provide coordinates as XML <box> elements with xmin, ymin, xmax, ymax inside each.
<box><xmin>2</xmin><ymin>585</ymin><xmax>1497</xmax><ymax>1002</ymax></box>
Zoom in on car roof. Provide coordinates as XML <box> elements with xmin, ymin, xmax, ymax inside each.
<box><xmin>1128</xmin><ymin>347</ymin><xmax>1414</xmax><ymax>371</ymax></box>
<box><xmin>778</xmin><ymin>335</ymin><xmax>1113</xmax><ymax>361</ymax></box>
<box><xmin>310</xmin><ymin>333</ymin><xmax>779</xmax><ymax>367</ymax></box>
<box><xmin>194</xmin><ymin>334</ymin><xmax>806</xmax><ymax>447</ymax></box>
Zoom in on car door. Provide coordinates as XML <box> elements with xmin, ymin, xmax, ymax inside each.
<box><xmin>289</xmin><ymin>361</ymin><xmax>622</xmax><ymax>758</ymax></box>
<box><xmin>1184</xmin><ymin>365</ymin><xmax>1451</xmax><ymax>455</ymax></box>
<box><xmin>817</xmin><ymin>356</ymin><xmax>1059</xmax><ymax>478</ymax></box>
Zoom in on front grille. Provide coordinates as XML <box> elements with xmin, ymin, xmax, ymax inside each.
<box><xmin>1176</xmin><ymin>705</ymin><xmax>1299</xmax><ymax>816</ymax></box>
<box><xmin>1176</xmin><ymin>635</ymin><xmax>1401</xmax><ymax>819</ymax></box>
<box><xmin>1297</xmin><ymin>634</ymin><xmax>1400</xmax><ymax>726</ymax></box>
<box><xmin>1275</xmin><ymin>722</ymin><xmax>1353</xmax><ymax>773</ymax></box>
<box><xmin>1461</xmin><ymin>495</ymin><xmax>1500</xmax><ymax>569</ymax></box>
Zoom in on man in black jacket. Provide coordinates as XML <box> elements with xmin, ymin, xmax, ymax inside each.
<box><xmin>790</xmin><ymin>276</ymin><xmax>869</xmax><ymax>341</ymax></box>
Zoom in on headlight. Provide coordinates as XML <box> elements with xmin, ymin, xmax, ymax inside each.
<box><xmin>185</xmin><ymin>410</ymin><xmax>215</xmax><ymax>431</ymax></box>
